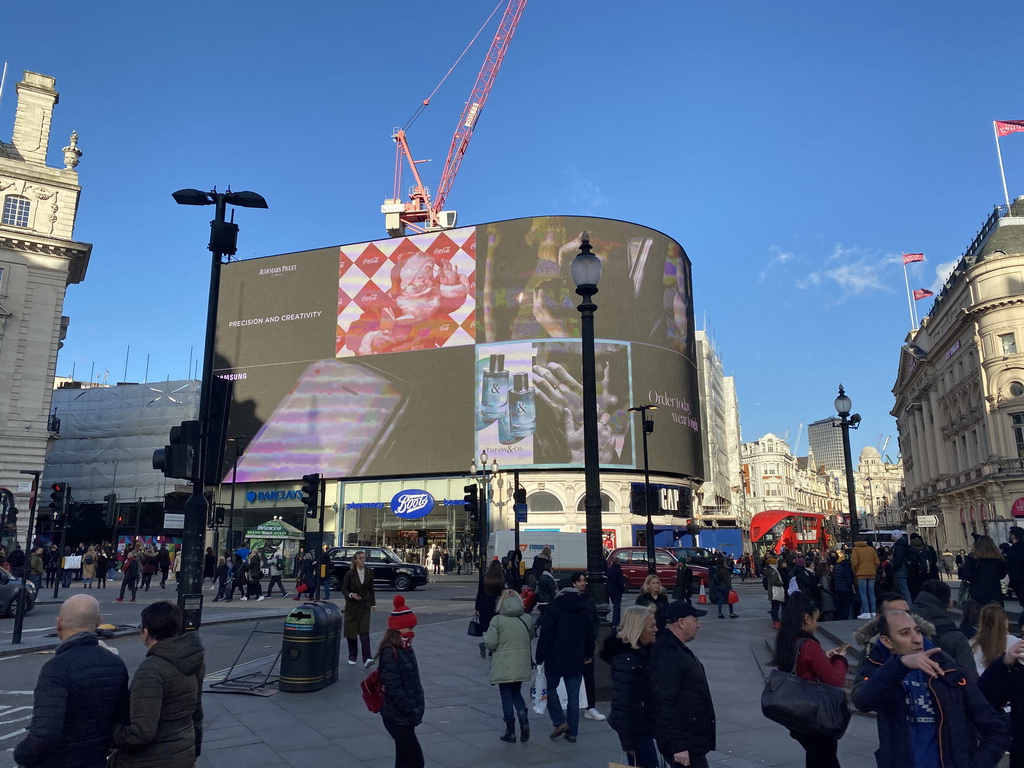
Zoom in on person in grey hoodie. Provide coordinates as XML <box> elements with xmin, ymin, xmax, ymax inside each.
<box><xmin>911</xmin><ymin>579</ymin><xmax>978</xmax><ymax>681</ymax></box>
<box><xmin>111</xmin><ymin>601</ymin><xmax>205</xmax><ymax>768</ymax></box>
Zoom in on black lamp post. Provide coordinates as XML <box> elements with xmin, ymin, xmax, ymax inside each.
<box><xmin>471</xmin><ymin>450</ymin><xmax>498</xmax><ymax>569</ymax></box>
<box><xmin>225</xmin><ymin>435</ymin><xmax>246</xmax><ymax>552</ymax></box>
<box><xmin>833</xmin><ymin>385</ymin><xmax>862</xmax><ymax>545</ymax></box>
<box><xmin>629</xmin><ymin>404</ymin><xmax>658</xmax><ymax>574</ymax></box>
<box><xmin>173</xmin><ymin>188</ymin><xmax>267</xmax><ymax>626</ymax></box>
<box><xmin>571</xmin><ymin>233</ymin><xmax>607</xmax><ymax>611</ymax></box>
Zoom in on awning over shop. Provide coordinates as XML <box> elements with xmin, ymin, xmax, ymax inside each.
<box><xmin>245</xmin><ymin>519</ymin><xmax>305</xmax><ymax>541</ymax></box>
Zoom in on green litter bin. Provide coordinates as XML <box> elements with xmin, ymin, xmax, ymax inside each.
<box><xmin>280</xmin><ymin>603</ymin><xmax>328</xmax><ymax>692</ymax></box>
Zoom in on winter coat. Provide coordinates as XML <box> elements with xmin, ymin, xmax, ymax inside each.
<box><xmin>963</xmin><ymin>556</ymin><xmax>1007</xmax><ymax>607</ymax></box>
<box><xmin>378</xmin><ymin>643</ymin><xmax>424</xmax><ymax>727</ymax></box>
<box><xmin>484</xmin><ymin>594</ymin><xmax>535</xmax><ymax>684</ymax></box>
<box><xmin>599</xmin><ymin>635</ymin><xmax>655</xmax><ymax>752</ymax></box>
<box><xmin>978</xmin><ymin>655</ymin><xmax>1024</xmax><ymax>759</ymax></box>
<box><xmin>793</xmin><ymin>566</ymin><xmax>819</xmax><ymax>605</ymax></box>
<box><xmin>911</xmin><ymin>539</ymin><xmax>940</xmax><ymax>581</ymax></box>
<box><xmin>535</xmin><ymin>570</ymin><xmax>557</xmax><ymax>607</ymax></box>
<box><xmin>817</xmin><ymin>573</ymin><xmax>837</xmax><ymax>614</ymax></box>
<box><xmin>890</xmin><ymin>537</ymin><xmax>914</xmax><ymax>578</ymax></box>
<box><xmin>767</xmin><ymin>565</ymin><xmax>786</xmax><ymax>603</ymax></box>
<box><xmin>1006</xmin><ymin>539</ymin><xmax>1024</xmax><ymax>597</ymax></box>
<box><xmin>852</xmin><ymin>638</ymin><xmax>1007</xmax><ymax>768</ymax></box>
<box><xmin>635</xmin><ymin>590</ymin><xmax>670</xmax><ymax>633</ymax></box>
<box><xmin>141</xmin><ymin>553</ymin><xmax>157</xmax><ymax>576</ymax></box>
<box><xmin>535</xmin><ymin>588</ymin><xmax>595</xmax><ymax>677</ymax></box>
<box><xmin>787</xmin><ymin>632</ymin><xmax>847</xmax><ymax>686</ymax></box>
<box><xmin>911</xmin><ymin>590</ymin><xmax>978</xmax><ymax>681</ymax></box>
<box><xmin>111</xmin><ymin>632</ymin><xmax>205</xmax><ymax>768</ymax></box>
<box><xmin>29</xmin><ymin>553</ymin><xmax>44</xmax><ymax>577</ymax></box>
<box><xmin>853</xmin><ymin>612</ymin><xmax>936</xmax><ymax>651</ymax></box>
<box><xmin>649</xmin><ymin>629</ymin><xmax>716</xmax><ymax>758</ymax></box>
<box><xmin>14</xmin><ymin>632</ymin><xmax>129</xmax><ymax>768</ymax></box>
<box><xmin>673</xmin><ymin>564</ymin><xmax>694</xmax><ymax>601</ymax></box>
<box><xmin>606</xmin><ymin>562</ymin><xmax>628</xmax><ymax>599</ymax></box>
<box><xmin>851</xmin><ymin>541</ymin><xmax>880</xmax><ymax>580</ymax></box>
<box><xmin>474</xmin><ymin>572</ymin><xmax>502</xmax><ymax>632</ymax></box>
<box><xmin>342</xmin><ymin>567</ymin><xmax>375</xmax><ymax>638</ymax></box>
<box><xmin>833</xmin><ymin>559</ymin><xmax>855</xmax><ymax>596</ymax></box>
<box><xmin>203</xmin><ymin>552</ymin><xmax>215</xmax><ymax>578</ymax></box>
<box><xmin>80</xmin><ymin>549</ymin><xmax>98</xmax><ymax>579</ymax></box>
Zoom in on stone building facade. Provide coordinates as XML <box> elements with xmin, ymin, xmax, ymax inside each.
<box><xmin>0</xmin><ymin>72</ymin><xmax>90</xmax><ymax>540</ymax></box>
<box><xmin>893</xmin><ymin>198</ymin><xmax>1024</xmax><ymax>549</ymax></box>
<box><xmin>694</xmin><ymin>330</ymin><xmax>743</xmax><ymax>527</ymax></box>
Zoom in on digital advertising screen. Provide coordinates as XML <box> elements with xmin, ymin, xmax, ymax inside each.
<box><xmin>214</xmin><ymin>216</ymin><xmax>702</xmax><ymax>483</ymax></box>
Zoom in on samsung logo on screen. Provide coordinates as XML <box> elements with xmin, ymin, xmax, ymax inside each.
<box><xmin>258</xmin><ymin>265</ymin><xmax>297</xmax><ymax>276</ymax></box>
<box><xmin>391</xmin><ymin>490</ymin><xmax>434</xmax><ymax>519</ymax></box>
<box><xmin>246</xmin><ymin>490</ymin><xmax>302</xmax><ymax>503</ymax></box>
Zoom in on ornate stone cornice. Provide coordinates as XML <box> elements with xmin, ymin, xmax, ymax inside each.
<box><xmin>0</xmin><ymin>233</ymin><xmax>91</xmax><ymax>284</ymax></box>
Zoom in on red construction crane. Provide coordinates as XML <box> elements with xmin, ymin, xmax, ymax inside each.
<box><xmin>382</xmin><ymin>0</ymin><xmax>527</xmax><ymax>237</ymax></box>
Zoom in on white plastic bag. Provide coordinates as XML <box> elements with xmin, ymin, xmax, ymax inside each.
<box><xmin>531</xmin><ymin>663</ymin><xmax>547</xmax><ymax>714</ymax></box>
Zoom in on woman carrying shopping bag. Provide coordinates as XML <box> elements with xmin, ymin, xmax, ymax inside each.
<box><xmin>767</xmin><ymin>593</ymin><xmax>849</xmax><ymax>768</ymax></box>
<box><xmin>484</xmin><ymin>589</ymin><xmax>536</xmax><ymax>743</ymax></box>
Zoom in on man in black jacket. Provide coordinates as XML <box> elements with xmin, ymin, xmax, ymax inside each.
<box><xmin>1007</xmin><ymin>526</ymin><xmax>1024</xmax><ymax>619</ymax></box>
<box><xmin>535</xmin><ymin>574</ymin><xmax>595</xmax><ymax>743</ymax></box>
<box><xmin>852</xmin><ymin>610</ymin><xmax>1007</xmax><ymax>768</ymax></box>
<box><xmin>650</xmin><ymin>601</ymin><xmax>715</xmax><ymax>768</ymax></box>
<box><xmin>15</xmin><ymin>594</ymin><xmax>129</xmax><ymax>768</ymax></box>
<box><xmin>978</xmin><ymin>636</ymin><xmax>1024</xmax><ymax>768</ymax></box>
<box><xmin>911</xmin><ymin>579</ymin><xmax>977</xmax><ymax>681</ymax></box>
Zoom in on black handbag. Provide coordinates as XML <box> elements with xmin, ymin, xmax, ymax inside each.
<box><xmin>467</xmin><ymin>617</ymin><xmax>483</xmax><ymax>637</ymax></box>
<box><xmin>761</xmin><ymin>646</ymin><xmax>851</xmax><ymax>739</ymax></box>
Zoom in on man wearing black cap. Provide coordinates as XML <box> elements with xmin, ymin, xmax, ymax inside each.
<box><xmin>649</xmin><ymin>602</ymin><xmax>715</xmax><ymax>768</ymax></box>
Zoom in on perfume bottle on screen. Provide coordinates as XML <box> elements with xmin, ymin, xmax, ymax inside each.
<box><xmin>509</xmin><ymin>372</ymin><xmax>536</xmax><ymax>437</ymax></box>
<box><xmin>480</xmin><ymin>353</ymin><xmax>510</xmax><ymax>420</ymax></box>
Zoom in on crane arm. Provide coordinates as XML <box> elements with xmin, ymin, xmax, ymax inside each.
<box><xmin>433</xmin><ymin>0</ymin><xmax>527</xmax><ymax>214</ymax></box>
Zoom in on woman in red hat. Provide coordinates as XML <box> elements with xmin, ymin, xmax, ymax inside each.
<box><xmin>376</xmin><ymin>595</ymin><xmax>425</xmax><ymax>768</ymax></box>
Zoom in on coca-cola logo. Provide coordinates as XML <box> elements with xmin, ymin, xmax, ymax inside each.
<box><xmin>361</xmin><ymin>293</ymin><xmax>380</xmax><ymax>303</ymax></box>
<box><xmin>432</xmin><ymin>246</ymin><xmax>453</xmax><ymax>256</ymax></box>
<box><xmin>362</xmin><ymin>256</ymin><xmax>381</xmax><ymax>265</ymax></box>
<box><xmin>391</xmin><ymin>490</ymin><xmax>435</xmax><ymax>519</ymax></box>
<box><xmin>438</xmin><ymin>323</ymin><xmax>451</xmax><ymax>331</ymax></box>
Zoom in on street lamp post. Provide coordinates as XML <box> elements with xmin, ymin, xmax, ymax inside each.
<box><xmin>629</xmin><ymin>404</ymin><xmax>658</xmax><ymax>574</ymax></box>
<box><xmin>226</xmin><ymin>436</ymin><xmax>246</xmax><ymax>552</ymax></box>
<box><xmin>834</xmin><ymin>385</ymin><xmax>862</xmax><ymax>544</ymax></box>
<box><xmin>571</xmin><ymin>233</ymin><xmax>607</xmax><ymax>611</ymax></box>
<box><xmin>471</xmin><ymin>450</ymin><xmax>499</xmax><ymax>569</ymax></box>
<box><xmin>172</xmin><ymin>188</ymin><xmax>267</xmax><ymax>626</ymax></box>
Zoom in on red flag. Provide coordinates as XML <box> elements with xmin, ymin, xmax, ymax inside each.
<box><xmin>913</xmin><ymin>288</ymin><xmax>934</xmax><ymax>301</ymax></box>
<box><xmin>902</xmin><ymin>253</ymin><xmax>925</xmax><ymax>265</ymax></box>
<box><xmin>995</xmin><ymin>120</ymin><xmax>1024</xmax><ymax>138</ymax></box>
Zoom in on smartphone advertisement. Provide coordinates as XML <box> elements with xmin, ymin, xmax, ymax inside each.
<box><xmin>214</xmin><ymin>215</ymin><xmax>701</xmax><ymax>483</ymax></box>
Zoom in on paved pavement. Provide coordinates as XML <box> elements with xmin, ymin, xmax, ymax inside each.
<box><xmin>196</xmin><ymin>579</ymin><xmax>884</xmax><ymax>768</ymax></box>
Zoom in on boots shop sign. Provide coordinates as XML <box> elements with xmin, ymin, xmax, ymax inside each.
<box><xmin>391</xmin><ymin>490</ymin><xmax>435</xmax><ymax>520</ymax></box>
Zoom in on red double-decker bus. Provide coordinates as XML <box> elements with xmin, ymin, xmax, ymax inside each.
<box><xmin>749</xmin><ymin>510</ymin><xmax>827</xmax><ymax>556</ymax></box>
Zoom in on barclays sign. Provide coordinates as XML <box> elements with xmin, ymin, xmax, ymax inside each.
<box><xmin>391</xmin><ymin>490</ymin><xmax>434</xmax><ymax>520</ymax></box>
<box><xmin>246</xmin><ymin>489</ymin><xmax>302</xmax><ymax>504</ymax></box>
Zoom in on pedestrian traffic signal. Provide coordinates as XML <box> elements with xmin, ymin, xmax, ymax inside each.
<box><xmin>685</xmin><ymin>520</ymin><xmax>699</xmax><ymax>539</ymax></box>
<box><xmin>301</xmin><ymin>473</ymin><xmax>321</xmax><ymax>518</ymax></box>
<box><xmin>103</xmin><ymin>493</ymin><xmax>117</xmax><ymax>527</ymax></box>
<box><xmin>464</xmin><ymin>484</ymin><xmax>479</xmax><ymax>522</ymax></box>
<box><xmin>215</xmin><ymin>507</ymin><xmax>225</xmax><ymax>526</ymax></box>
<box><xmin>152</xmin><ymin>420</ymin><xmax>201</xmax><ymax>480</ymax></box>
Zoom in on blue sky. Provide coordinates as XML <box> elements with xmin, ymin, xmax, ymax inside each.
<box><xmin>4</xmin><ymin>1</ymin><xmax>1024</xmax><ymax>462</ymax></box>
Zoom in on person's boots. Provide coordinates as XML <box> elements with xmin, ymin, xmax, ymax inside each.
<box><xmin>500</xmin><ymin>719</ymin><xmax>516</xmax><ymax>743</ymax></box>
<box><xmin>518</xmin><ymin>710</ymin><xmax>530</xmax><ymax>742</ymax></box>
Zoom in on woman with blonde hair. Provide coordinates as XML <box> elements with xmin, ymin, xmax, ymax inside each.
<box><xmin>634</xmin><ymin>574</ymin><xmax>669</xmax><ymax>632</ymax></box>
<box><xmin>970</xmin><ymin>603</ymin><xmax>1018</xmax><ymax>676</ymax></box>
<box><xmin>599</xmin><ymin>604</ymin><xmax>658</xmax><ymax>767</ymax></box>
<box><xmin>483</xmin><ymin>589</ymin><xmax>536</xmax><ymax>743</ymax></box>
<box><xmin>963</xmin><ymin>535</ymin><xmax>1008</xmax><ymax>607</ymax></box>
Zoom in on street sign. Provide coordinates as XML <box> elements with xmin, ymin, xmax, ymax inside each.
<box><xmin>916</xmin><ymin>514</ymin><xmax>938</xmax><ymax>528</ymax></box>
<box><xmin>514</xmin><ymin>503</ymin><xmax>527</xmax><ymax>523</ymax></box>
<box><xmin>163</xmin><ymin>513</ymin><xmax>185</xmax><ymax>529</ymax></box>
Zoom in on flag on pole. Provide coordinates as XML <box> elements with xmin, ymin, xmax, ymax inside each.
<box><xmin>913</xmin><ymin>288</ymin><xmax>934</xmax><ymax>300</ymax></box>
<box><xmin>902</xmin><ymin>253</ymin><xmax>925</xmax><ymax>265</ymax></box>
<box><xmin>995</xmin><ymin>120</ymin><xmax>1024</xmax><ymax>138</ymax></box>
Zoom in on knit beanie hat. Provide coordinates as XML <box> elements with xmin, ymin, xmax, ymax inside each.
<box><xmin>388</xmin><ymin>595</ymin><xmax>417</xmax><ymax>632</ymax></box>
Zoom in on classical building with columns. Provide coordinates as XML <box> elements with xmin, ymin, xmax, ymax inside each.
<box><xmin>0</xmin><ymin>72</ymin><xmax>90</xmax><ymax>542</ymax></box>
<box><xmin>893</xmin><ymin>198</ymin><xmax>1024</xmax><ymax>549</ymax></box>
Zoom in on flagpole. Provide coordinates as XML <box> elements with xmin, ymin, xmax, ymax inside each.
<box><xmin>902</xmin><ymin>255</ymin><xmax>916</xmax><ymax>331</ymax></box>
<box><xmin>995</xmin><ymin>121</ymin><xmax>1012</xmax><ymax>212</ymax></box>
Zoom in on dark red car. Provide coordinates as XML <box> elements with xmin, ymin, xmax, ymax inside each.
<box><xmin>607</xmin><ymin>547</ymin><xmax>709</xmax><ymax>590</ymax></box>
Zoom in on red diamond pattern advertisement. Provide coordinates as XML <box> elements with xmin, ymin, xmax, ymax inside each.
<box><xmin>336</xmin><ymin>227</ymin><xmax>476</xmax><ymax>357</ymax></box>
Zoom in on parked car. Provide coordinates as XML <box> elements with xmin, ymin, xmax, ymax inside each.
<box><xmin>667</xmin><ymin>546</ymin><xmax>715</xmax><ymax>567</ymax></box>
<box><xmin>0</xmin><ymin>570</ymin><xmax>36</xmax><ymax>617</ymax></box>
<box><xmin>324</xmin><ymin>546</ymin><xmax>429</xmax><ymax>592</ymax></box>
<box><xmin>607</xmin><ymin>547</ymin><xmax>709</xmax><ymax>590</ymax></box>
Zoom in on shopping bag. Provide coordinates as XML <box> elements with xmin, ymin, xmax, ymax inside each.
<box><xmin>467</xmin><ymin>617</ymin><xmax>484</xmax><ymax>637</ymax></box>
<box><xmin>728</xmin><ymin>589</ymin><xmax>740</xmax><ymax>605</ymax></box>
<box><xmin>531</xmin><ymin>662</ymin><xmax>548</xmax><ymax>714</ymax></box>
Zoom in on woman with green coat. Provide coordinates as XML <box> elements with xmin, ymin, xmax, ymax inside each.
<box><xmin>484</xmin><ymin>589</ymin><xmax>536</xmax><ymax>744</ymax></box>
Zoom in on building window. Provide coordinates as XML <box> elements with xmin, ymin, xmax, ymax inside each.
<box><xmin>1001</xmin><ymin>333</ymin><xmax>1018</xmax><ymax>355</ymax></box>
<box><xmin>526</xmin><ymin>491</ymin><xmax>563</xmax><ymax>513</ymax></box>
<box><xmin>1013</xmin><ymin>413</ymin><xmax>1024</xmax><ymax>458</ymax></box>
<box><xmin>1011</xmin><ymin>381</ymin><xmax>1024</xmax><ymax>398</ymax></box>
<box><xmin>1</xmin><ymin>196</ymin><xmax>30</xmax><ymax>227</ymax></box>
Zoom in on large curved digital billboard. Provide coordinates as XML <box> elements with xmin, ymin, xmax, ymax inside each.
<box><xmin>214</xmin><ymin>215</ymin><xmax>701</xmax><ymax>482</ymax></box>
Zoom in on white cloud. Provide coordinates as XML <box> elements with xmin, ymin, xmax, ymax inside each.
<box><xmin>797</xmin><ymin>244</ymin><xmax>892</xmax><ymax>297</ymax></box>
<box><xmin>930</xmin><ymin>259</ymin><xmax>957</xmax><ymax>292</ymax></box>
<box><xmin>759</xmin><ymin>245</ymin><xmax>794</xmax><ymax>281</ymax></box>
<box><xmin>561</xmin><ymin>165</ymin><xmax>608</xmax><ymax>212</ymax></box>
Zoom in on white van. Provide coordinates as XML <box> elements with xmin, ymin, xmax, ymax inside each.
<box><xmin>489</xmin><ymin>530</ymin><xmax>588</xmax><ymax>582</ymax></box>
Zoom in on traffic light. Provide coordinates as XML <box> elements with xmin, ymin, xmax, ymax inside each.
<box><xmin>153</xmin><ymin>420</ymin><xmax>201</xmax><ymax>480</ymax></box>
<box><xmin>215</xmin><ymin>507</ymin><xmax>226</xmax><ymax>526</ymax></box>
<box><xmin>48</xmin><ymin>483</ymin><xmax>66</xmax><ymax>516</ymax></box>
<box><xmin>301</xmin><ymin>473</ymin><xmax>321</xmax><ymax>518</ymax></box>
<box><xmin>685</xmin><ymin>519</ymin><xmax>699</xmax><ymax>540</ymax></box>
<box><xmin>464</xmin><ymin>484</ymin><xmax>479</xmax><ymax>522</ymax></box>
<box><xmin>103</xmin><ymin>493</ymin><xmax>117</xmax><ymax>527</ymax></box>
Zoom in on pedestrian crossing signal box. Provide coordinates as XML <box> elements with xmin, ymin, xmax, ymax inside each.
<box><xmin>182</xmin><ymin>593</ymin><xmax>203</xmax><ymax>631</ymax></box>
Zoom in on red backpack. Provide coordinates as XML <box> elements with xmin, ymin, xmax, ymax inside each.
<box><xmin>520</xmin><ymin>585</ymin><xmax>537</xmax><ymax>613</ymax></box>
